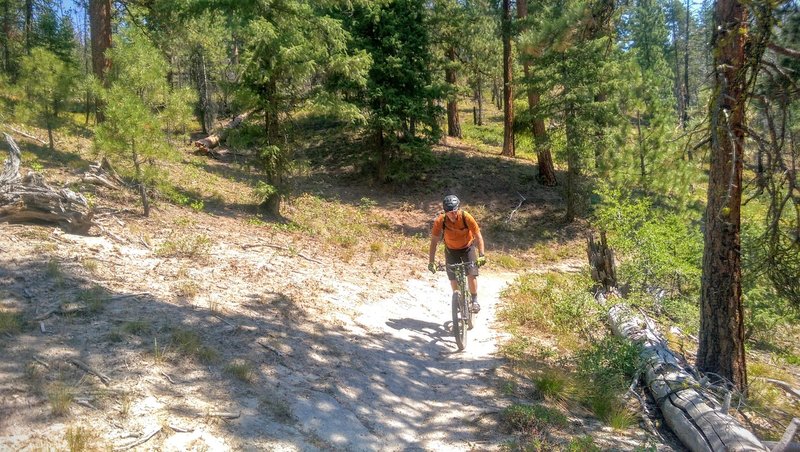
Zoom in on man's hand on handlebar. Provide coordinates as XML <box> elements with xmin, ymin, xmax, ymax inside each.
<box><xmin>476</xmin><ymin>254</ymin><xmax>486</xmax><ymax>267</ymax></box>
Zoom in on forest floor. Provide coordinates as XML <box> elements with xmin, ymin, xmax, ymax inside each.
<box><xmin>0</xmin><ymin>119</ymin><xmax>705</xmax><ymax>451</ymax></box>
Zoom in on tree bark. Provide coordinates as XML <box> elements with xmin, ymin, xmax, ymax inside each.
<box><xmin>24</xmin><ymin>0</ymin><xmax>32</xmax><ymax>54</ymax></box>
<box><xmin>446</xmin><ymin>46</ymin><xmax>461</xmax><ymax>139</ymax></box>
<box><xmin>501</xmin><ymin>0</ymin><xmax>515</xmax><ymax>157</ymax></box>
<box><xmin>1</xmin><ymin>0</ymin><xmax>10</xmax><ymax>72</ymax></box>
<box><xmin>89</xmin><ymin>0</ymin><xmax>112</xmax><ymax>122</ymax></box>
<box><xmin>518</xmin><ymin>0</ymin><xmax>556</xmax><ymax>186</ymax></box>
<box><xmin>565</xmin><ymin>101</ymin><xmax>577</xmax><ymax>222</ymax></box>
<box><xmin>697</xmin><ymin>0</ymin><xmax>748</xmax><ymax>392</ymax></box>
<box><xmin>683</xmin><ymin>0</ymin><xmax>691</xmax><ymax>145</ymax></box>
<box><xmin>475</xmin><ymin>77</ymin><xmax>483</xmax><ymax>126</ymax></box>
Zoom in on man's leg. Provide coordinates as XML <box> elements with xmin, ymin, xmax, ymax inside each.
<box><xmin>450</xmin><ymin>279</ymin><xmax>459</xmax><ymax>292</ymax></box>
<box><xmin>467</xmin><ymin>275</ymin><xmax>480</xmax><ymax>313</ymax></box>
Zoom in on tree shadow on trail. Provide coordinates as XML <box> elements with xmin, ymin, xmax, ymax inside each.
<box><xmin>0</xmin><ymin>243</ymin><xmax>507</xmax><ymax>450</ymax></box>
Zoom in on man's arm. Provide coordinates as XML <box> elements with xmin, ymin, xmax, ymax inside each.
<box><xmin>429</xmin><ymin>235</ymin><xmax>440</xmax><ymax>264</ymax></box>
<box><xmin>475</xmin><ymin>231</ymin><xmax>485</xmax><ymax>256</ymax></box>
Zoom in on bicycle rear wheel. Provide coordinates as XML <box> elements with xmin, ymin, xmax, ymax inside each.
<box><xmin>452</xmin><ymin>291</ymin><xmax>467</xmax><ymax>350</ymax></box>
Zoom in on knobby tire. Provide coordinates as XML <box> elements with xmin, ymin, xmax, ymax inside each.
<box><xmin>452</xmin><ymin>291</ymin><xmax>467</xmax><ymax>350</ymax></box>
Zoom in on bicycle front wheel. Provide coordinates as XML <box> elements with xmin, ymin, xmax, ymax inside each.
<box><xmin>452</xmin><ymin>291</ymin><xmax>467</xmax><ymax>350</ymax></box>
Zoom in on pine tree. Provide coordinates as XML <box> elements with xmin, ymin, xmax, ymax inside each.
<box><xmin>16</xmin><ymin>47</ymin><xmax>76</xmax><ymax>151</ymax></box>
<box><xmin>347</xmin><ymin>0</ymin><xmax>441</xmax><ymax>183</ymax></box>
<box><xmin>95</xmin><ymin>28</ymin><xmax>194</xmax><ymax>217</ymax></box>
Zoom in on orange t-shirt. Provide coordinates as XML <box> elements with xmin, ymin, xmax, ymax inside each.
<box><xmin>431</xmin><ymin>210</ymin><xmax>480</xmax><ymax>250</ymax></box>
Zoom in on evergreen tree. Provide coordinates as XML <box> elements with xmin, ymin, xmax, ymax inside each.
<box><xmin>347</xmin><ymin>0</ymin><xmax>442</xmax><ymax>183</ymax></box>
<box><xmin>15</xmin><ymin>47</ymin><xmax>76</xmax><ymax>151</ymax></box>
<box><xmin>32</xmin><ymin>2</ymin><xmax>76</xmax><ymax>63</ymax></box>
<box><xmin>95</xmin><ymin>28</ymin><xmax>194</xmax><ymax>217</ymax></box>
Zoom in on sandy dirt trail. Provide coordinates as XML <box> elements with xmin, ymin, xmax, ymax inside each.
<box><xmin>292</xmin><ymin>273</ymin><xmax>512</xmax><ymax>450</ymax></box>
<box><xmin>276</xmin><ymin>270</ymin><xmax>517</xmax><ymax>451</ymax></box>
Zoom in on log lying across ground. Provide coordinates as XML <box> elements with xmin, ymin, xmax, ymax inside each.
<box><xmin>193</xmin><ymin>110</ymin><xmax>254</xmax><ymax>155</ymax></box>
<box><xmin>1</xmin><ymin>133</ymin><xmax>93</xmax><ymax>233</ymax></box>
<box><xmin>587</xmin><ymin>234</ymin><xmax>770</xmax><ymax>451</ymax></box>
<box><xmin>604</xmin><ymin>300</ymin><xmax>768</xmax><ymax>451</ymax></box>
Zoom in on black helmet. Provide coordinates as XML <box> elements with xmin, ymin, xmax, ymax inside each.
<box><xmin>443</xmin><ymin>195</ymin><xmax>460</xmax><ymax>212</ymax></box>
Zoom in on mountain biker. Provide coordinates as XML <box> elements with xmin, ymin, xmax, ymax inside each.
<box><xmin>428</xmin><ymin>195</ymin><xmax>486</xmax><ymax>313</ymax></box>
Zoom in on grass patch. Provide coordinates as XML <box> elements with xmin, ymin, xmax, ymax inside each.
<box><xmin>65</xmin><ymin>425</ymin><xmax>96</xmax><ymax>452</ymax></box>
<box><xmin>0</xmin><ymin>310</ymin><xmax>24</xmax><ymax>334</ymax></box>
<box><xmin>565</xmin><ymin>435</ymin><xmax>602</xmax><ymax>451</ymax></box>
<box><xmin>75</xmin><ymin>285</ymin><xmax>109</xmax><ymax>314</ymax></box>
<box><xmin>532</xmin><ymin>369</ymin><xmax>573</xmax><ymax>401</ymax></box>
<box><xmin>225</xmin><ymin>359</ymin><xmax>255</xmax><ymax>383</ymax></box>
<box><xmin>80</xmin><ymin>258</ymin><xmax>99</xmax><ymax>274</ymax></box>
<box><xmin>174</xmin><ymin>281</ymin><xmax>200</xmax><ymax>299</ymax></box>
<box><xmin>260</xmin><ymin>395</ymin><xmax>294</xmax><ymax>423</ymax></box>
<box><xmin>501</xmin><ymin>403</ymin><xmax>568</xmax><ymax>433</ymax></box>
<box><xmin>46</xmin><ymin>259</ymin><xmax>63</xmax><ymax>279</ymax></box>
<box><xmin>492</xmin><ymin>252</ymin><xmax>527</xmax><ymax>270</ymax></box>
<box><xmin>498</xmin><ymin>271</ymin><xmax>601</xmax><ymax>348</ymax></box>
<box><xmin>48</xmin><ymin>382</ymin><xmax>74</xmax><ymax>416</ymax></box>
<box><xmin>155</xmin><ymin>234</ymin><xmax>212</xmax><ymax>259</ymax></box>
<box><xmin>170</xmin><ymin>328</ymin><xmax>218</xmax><ymax>364</ymax></box>
<box><xmin>118</xmin><ymin>320</ymin><xmax>150</xmax><ymax>336</ymax></box>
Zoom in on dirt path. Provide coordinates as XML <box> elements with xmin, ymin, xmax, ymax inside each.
<box><xmin>0</xmin><ymin>208</ymin><xmax>527</xmax><ymax>451</ymax></box>
<box><xmin>284</xmin><ymin>270</ymin><xmax>518</xmax><ymax>450</ymax></box>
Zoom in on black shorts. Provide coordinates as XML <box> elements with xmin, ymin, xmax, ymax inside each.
<box><xmin>445</xmin><ymin>243</ymin><xmax>479</xmax><ymax>280</ymax></box>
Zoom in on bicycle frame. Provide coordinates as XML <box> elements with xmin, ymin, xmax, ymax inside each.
<box><xmin>447</xmin><ymin>261</ymin><xmax>474</xmax><ymax>350</ymax></box>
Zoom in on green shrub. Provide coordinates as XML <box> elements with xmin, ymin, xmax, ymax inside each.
<box><xmin>593</xmin><ymin>185</ymin><xmax>702</xmax><ymax>298</ymax></box>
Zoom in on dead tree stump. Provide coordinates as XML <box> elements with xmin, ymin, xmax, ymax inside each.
<box><xmin>1</xmin><ymin>133</ymin><xmax>93</xmax><ymax>233</ymax></box>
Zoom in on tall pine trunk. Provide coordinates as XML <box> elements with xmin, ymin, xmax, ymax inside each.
<box><xmin>683</xmin><ymin>0</ymin><xmax>691</xmax><ymax>137</ymax></box>
<box><xmin>262</xmin><ymin>79</ymin><xmax>281</xmax><ymax>216</ymax></box>
<box><xmin>24</xmin><ymin>0</ymin><xmax>32</xmax><ymax>54</ymax></box>
<box><xmin>518</xmin><ymin>0</ymin><xmax>556</xmax><ymax>186</ymax></box>
<box><xmin>697</xmin><ymin>0</ymin><xmax>748</xmax><ymax>392</ymax></box>
<box><xmin>131</xmin><ymin>141</ymin><xmax>150</xmax><ymax>217</ymax></box>
<box><xmin>446</xmin><ymin>47</ymin><xmax>461</xmax><ymax>138</ymax></box>
<box><xmin>1</xmin><ymin>0</ymin><xmax>10</xmax><ymax>72</ymax></box>
<box><xmin>564</xmin><ymin>101</ymin><xmax>578</xmax><ymax>222</ymax></box>
<box><xmin>501</xmin><ymin>0</ymin><xmax>515</xmax><ymax>157</ymax></box>
<box><xmin>89</xmin><ymin>0</ymin><xmax>112</xmax><ymax>123</ymax></box>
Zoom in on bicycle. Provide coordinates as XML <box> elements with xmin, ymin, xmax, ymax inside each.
<box><xmin>443</xmin><ymin>261</ymin><xmax>476</xmax><ymax>351</ymax></box>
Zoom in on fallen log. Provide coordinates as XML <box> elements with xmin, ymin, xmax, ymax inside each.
<box><xmin>587</xmin><ymin>233</ymin><xmax>768</xmax><ymax>451</ymax></box>
<box><xmin>193</xmin><ymin>110</ymin><xmax>254</xmax><ymax>154</ymax></box>
<box><xmin>1</xmin><ymin>133</ymin><xmax>94</xmax><ymax>233</ymax></box>
<box><xmin>604</xmin><ymin>301</ymin><xmax>768</xmax><ymax>451</ymax></box>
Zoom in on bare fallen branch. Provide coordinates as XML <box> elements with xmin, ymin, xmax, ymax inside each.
<box><xmin>506</xmin><ymin>192</ymin><xmax>526</xmax><ymax>223</ymax></box>
<box><xmin>113</xmin><ymin>426</ymin><xmax>161</xmax><ymax>451</ymax></box>
<box><xmin>6</xmin><ymin>126</ymin><xmax>47</xmax><ymax>145</ymax></box>
<box><xmin>161</xmin><ymin>370</ymin><xmax>175</xmax><ymax>384</ymax></box>
<box><xmin>755</xmin><ymin>377</ymin><xmax>800</xmax><ymax>400</ymax></box>
<box><xmin>242</xmin><ymin>243</ymin><xmax>324</xmax><ymax>264</ymax></box>
<box><xmin>207</xmin><ymin>411</ymin><xmax>240</xmax><ymax>419</ymax></box>
<box><xmin>168</xmin><ymin>423</ymin><xmax>194</xmax><ymax>433</ymax></box>
<box><xmin>769</xmin><ymin>418</ymin><xmax>800</xmax><ymax>452</ymax></box>
<box><xmin>67</xmin><ymin>358</ymin><xmax>111</xmax><ymax>386</ymax></box>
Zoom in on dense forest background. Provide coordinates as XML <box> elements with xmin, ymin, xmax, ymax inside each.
<box><xmin>1</xmin><ymin>0</ymin><xmax>799</xmax><ymax>448</ymax></box>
